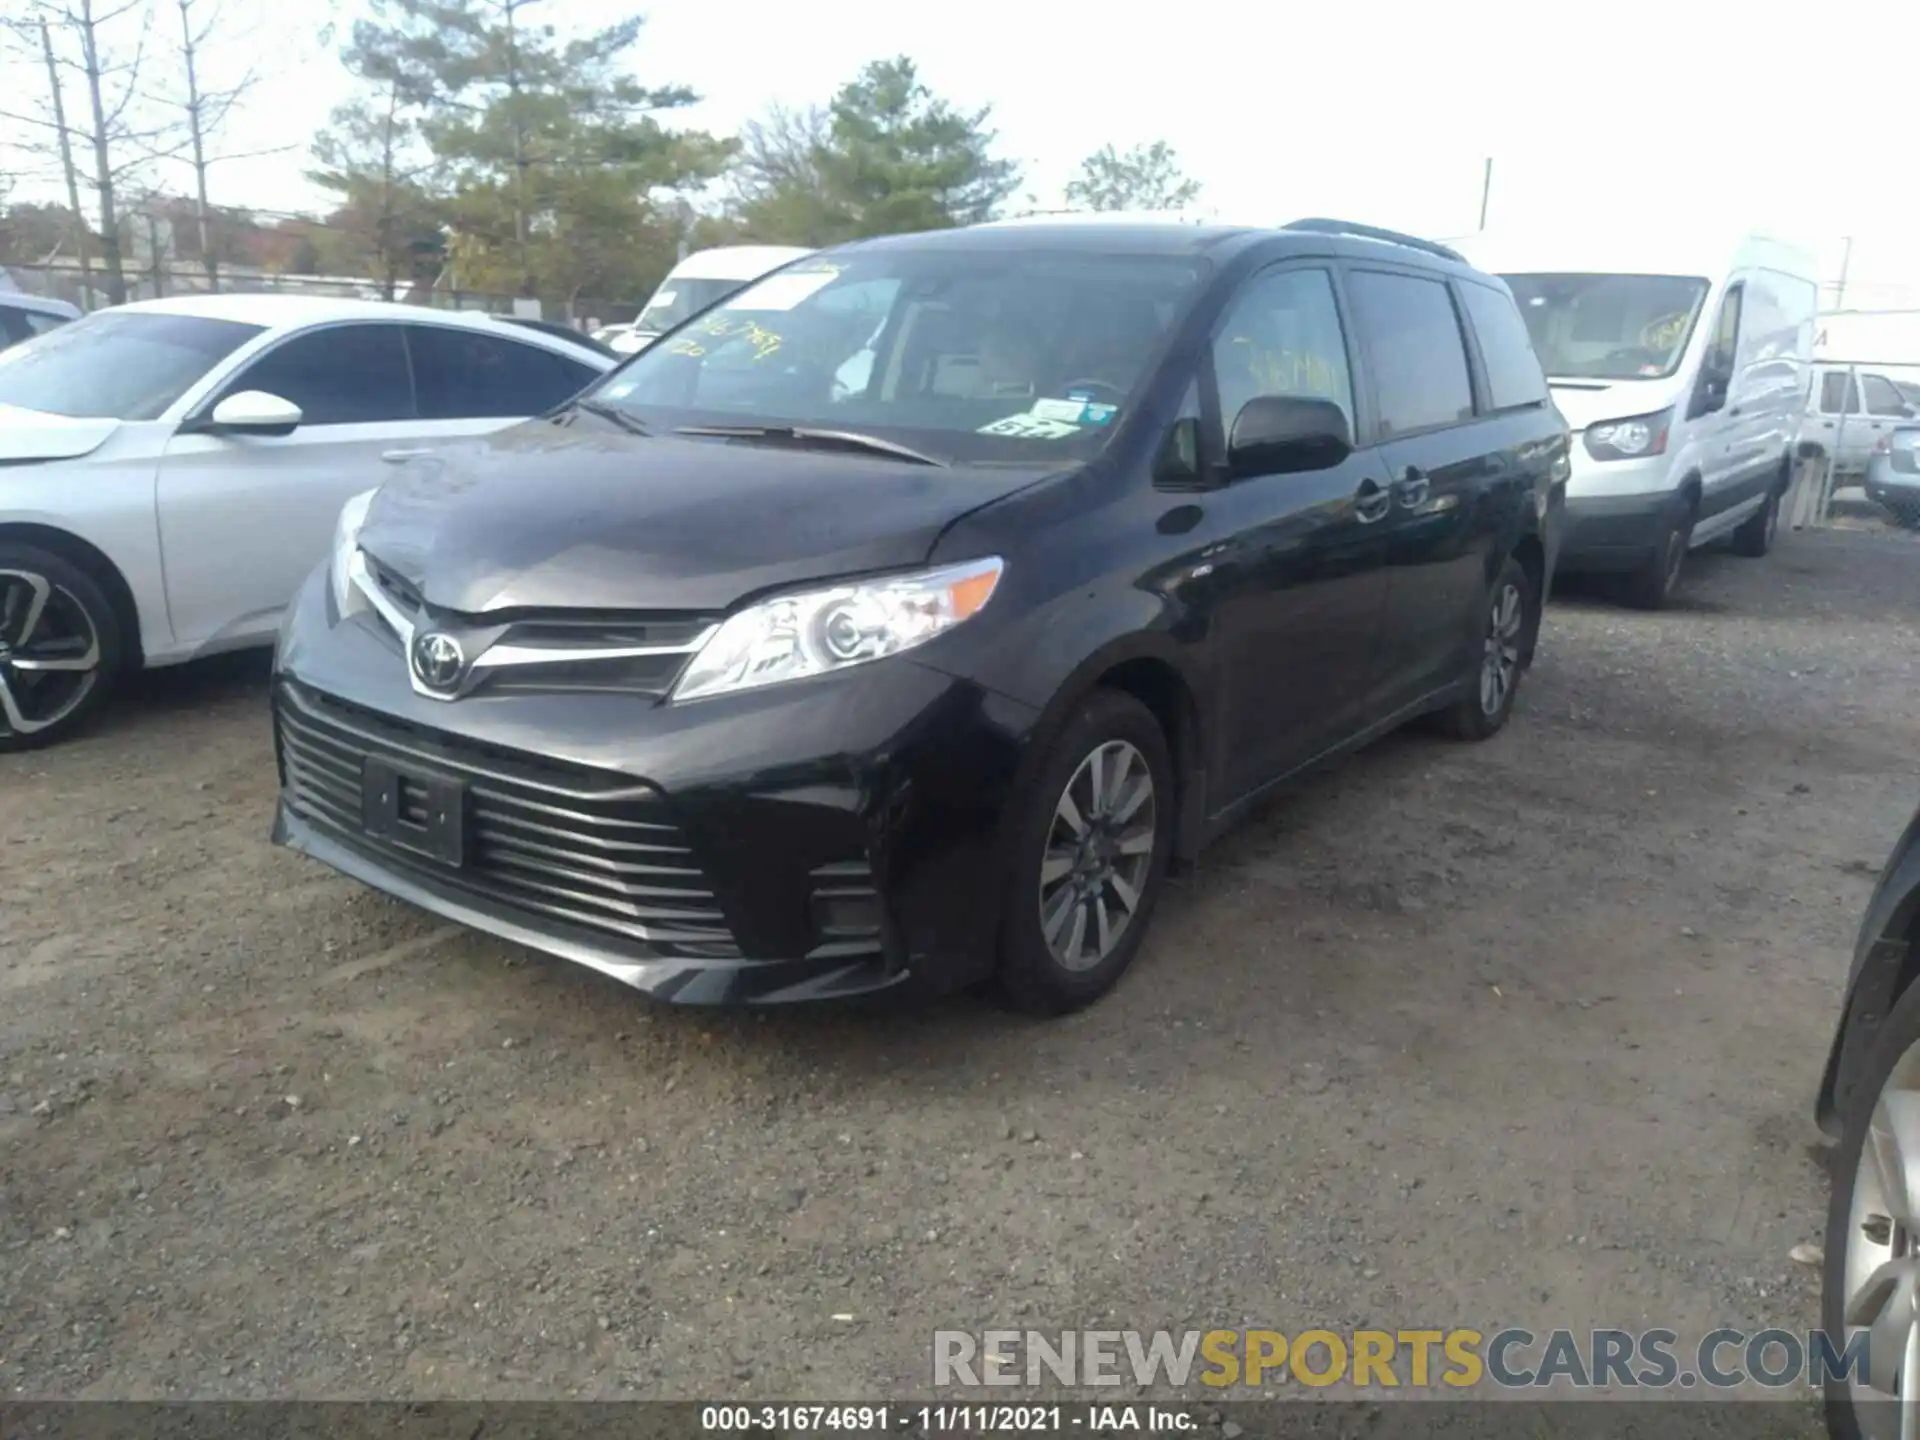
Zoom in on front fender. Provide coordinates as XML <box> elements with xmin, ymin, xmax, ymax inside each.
<box><xmin>1818</xmin><ymin>804</ymin><xmax>1920</xmax><ymax>1135</ymax></box>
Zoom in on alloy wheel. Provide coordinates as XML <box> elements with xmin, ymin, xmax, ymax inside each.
<box><xmin>1038</xmin><ymin>739</ymin><xmax>1156</xmax><ymax>972</ymax></box>
<box><xmin>0</xmin><ymin>570</ymin><xmax>103</xmax><ymax>738</ymax></box>
<box><xmin>1841</xmin><ymin>1037</ymin><xmax>1920</xmax><ymax>1439</ymax></box>
<box><xmin>1478</xmin><ymin>581</ymin><xmax>1523</xmax><ymax>718</ymax></box>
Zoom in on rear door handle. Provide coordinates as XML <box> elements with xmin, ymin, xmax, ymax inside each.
<box><xmin>1354</xmin><ymin>478</ymin><xmax>1391</xmax><ymax>524</ymax></box>
<box><xmin>1394</xmin><ymin>470</ymin><xmax>1431</xmax><ymax>508</ymax></box>
<box><xmin>382</xmin><ymin>448</ymin><xmax>435</xmax><ymax>463</ymax></box>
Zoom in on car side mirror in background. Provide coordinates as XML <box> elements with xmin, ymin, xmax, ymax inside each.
<box><xmin>1227</xmin><ymin>395</ymin><xmax>1351</xmax><ymax>477</ymax></box>
<box><xmin>203</xmin><ymin>390</ymin><xmax>304</xmax><ymax>437</ymax></box>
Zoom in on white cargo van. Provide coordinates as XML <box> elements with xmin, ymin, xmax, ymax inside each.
<box><xmin>1459</xmin><ymin>232</ymin><xmax>1819</xmax><ymax>608</ymax></box>
<box><xmin>607</xmin><ymin>246</ymin><xmax>814</xmax><ymax>356</ymax></box>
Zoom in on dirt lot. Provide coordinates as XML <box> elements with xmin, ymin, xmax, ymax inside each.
<box><xmin>3</xmin><ymin>524</ymin><xmax>1918</xmax><ymax>1405</ymax></box>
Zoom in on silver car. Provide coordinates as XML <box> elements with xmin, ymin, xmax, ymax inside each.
<box><xmin>1865</xmin><ymin>425</ymin><xmax>1920</xmax><ymax>528</ymax></box>
<box><xmin>0</xmin><ymin>294</ymin><xmax>612</xmax><ymax>749</ymax></box>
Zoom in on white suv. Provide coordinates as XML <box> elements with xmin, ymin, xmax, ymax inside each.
<box><xmin>1804</xmin><ymin>363</ymin><xmax>1918</xmax><ymax>477</ymax></box>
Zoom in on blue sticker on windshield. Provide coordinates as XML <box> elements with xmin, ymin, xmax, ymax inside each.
<box><xmin>1083</xmin><ymin>403</ymin><xmax>1117</xmax><ymax>426</ymax></box>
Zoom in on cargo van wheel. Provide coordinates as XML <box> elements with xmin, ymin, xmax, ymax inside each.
<box><xmin>1731</xmin><ymin>487</ymin><xmax>1781</xmax><ymax>558</ymax></box>
<box><xmin>1623</xmin><ymin>509</ymin><xmax>1691</xmax><ymax>610</ymax></box>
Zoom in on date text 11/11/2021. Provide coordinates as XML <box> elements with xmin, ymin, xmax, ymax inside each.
<box><xmin>699</xmin><ymin>1404</ymin><xmax>1201</xmax><ymax>1432</ymax></box>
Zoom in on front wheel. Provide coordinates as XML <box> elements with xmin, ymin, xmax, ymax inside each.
<box><xmin>991</xmin><ymin>690</ymin><xmax>1174</xmax><ymax>1016</ymax></box>
<box><xmin>1823</xmin><ymin>978</ymin><xmax>1920</xmax><ymax>1440</ymax></box>
<box><xmin>0</xmin><ymin>544</ymin><xmax>122</xmax><ymax>753</ymax></box>
<box><xmin>1435</xmin><ymin>555</ymin><xmax>1535</xmax><ymax>742</ymax></box>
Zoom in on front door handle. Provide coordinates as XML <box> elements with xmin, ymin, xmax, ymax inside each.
<box><xmin>1394</xmin><ymin>470</ymin><xmax>1431</xmax><ymax>508</ymax></box>
<box><xmin>1354</xmin><ymin>478</ymin><xmax>1391</xmax><ymax>524</ymax></box>
<box><xmin>382</xmin><ymin>448</ymin><xmax>435</xmax><ymax>463</ymax></box>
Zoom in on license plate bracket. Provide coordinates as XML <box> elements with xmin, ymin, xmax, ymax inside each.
<box><xmin>361</xmin><ymin>755</ymin><xmax>466</xmax><ymax>867</ymax></box>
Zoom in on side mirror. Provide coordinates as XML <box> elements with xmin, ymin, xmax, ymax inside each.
<box><xmin>1690</xmin><ymin>372</ymin><xmax>1729</xmax><ymax>419</ymax></box>
<box><xmin>205</xmin><ymin>390</ymin><xmax>303</xmax><ymax>436</ymax></box>
<box><xmin>1227</xmin><ymin>395</ymin><xmax>1351</xmax><ymax>477</ymax></box>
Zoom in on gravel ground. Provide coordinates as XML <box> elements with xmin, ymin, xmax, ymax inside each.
<box><xmin>2</xmin><ymin>522</ymin><xmax>1918</xmax><ymax>1407</ymax></box>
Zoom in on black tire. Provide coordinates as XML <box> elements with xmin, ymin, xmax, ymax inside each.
<box><xmin>1435</xmin><ymin>554</ymin><xmax>1535</xmax><ymax>742</ymax></box>
<box><xmin>1730</xmin><ymin>485</ymin><xmax>1781</xmax><ymax>558</ymax></box>
<box><xmin>1823</xmin><ymin>974</ymin><xmax>1920</xmax><ymax>1439</ymax></box>
<box><xmin>991</xmin><ymin>689</ymin><xmax>1175</xmax><ymax>1016</ymax></box>
<box><xmin>0</xmin><ymin>541</ymin><xmax>123</xmax><ymax>753</ymax></box>
<box><xmin>1622</xmin><ymin>505</ymin><xmax>1692</xmax><ymax>610</ymax></box>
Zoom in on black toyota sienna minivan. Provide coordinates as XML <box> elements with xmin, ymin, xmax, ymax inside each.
<box><xmin>271</xmin><ymin>217</ymin><xmax>1570</xmax><ymax>1014</ymax></box>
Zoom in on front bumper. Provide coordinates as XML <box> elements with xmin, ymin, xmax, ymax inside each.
<box><xmin>1555</xmin><ymin>490</ymin><xmax>1675</xmax><ymax>574</ymax></box>
<box><xmin>270</xmin><ymin>567</ymin><xmax>1041</xmax><ymax>1004</ymax></box>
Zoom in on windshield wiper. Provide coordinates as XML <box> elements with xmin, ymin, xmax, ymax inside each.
<box><xmin>673</xmin><ymin>424</ymin><xmax>945</xmax><ymax>467</ymax></box>
<box><xmin>567</xmin><ymin>398</ymin><xmax>650</xmax><ymax>435</ymax></box>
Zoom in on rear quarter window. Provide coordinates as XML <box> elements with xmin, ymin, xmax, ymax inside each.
<box><xmin>1458</xmin><ymin>281</ymin><xmax>1548</xmax><ymax>411</ymax></box>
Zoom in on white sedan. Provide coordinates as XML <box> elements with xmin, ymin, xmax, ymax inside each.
<box><xmin>0</xmin><ymin>294</ymin><xmax>613</xmax><ymax>749</ymax></box>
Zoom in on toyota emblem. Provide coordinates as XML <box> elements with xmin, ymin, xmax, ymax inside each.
<box><xmin>411</xmin><ymin>631</ymin><xmax>465</xmax><ymax>693</ymax></box>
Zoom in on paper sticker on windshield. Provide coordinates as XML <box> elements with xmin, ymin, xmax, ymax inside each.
<box><xmin>651</xmin><ymin>290</ymin><xmax>677</xmax><ymax>306</ymax></box>
<box><xmin>978</xmin><ymin>411</ymin><xmax>1082</xmax><ymax>440</ymax></box>
<box><xmin>1024</xmin><ymin>397</ymin><xmax>1121</xmax><ymax>428</ymax></box>
<box><xmin>724</xmin><ymin>267</ymin><xmax>840</xmax><ymax>313</ymax></box>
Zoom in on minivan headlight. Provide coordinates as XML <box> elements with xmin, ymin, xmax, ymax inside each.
<box><xmin>671</xmin><ymin>557</ymin><xmax>1004</xmax><ymax>703</ymax></box>
<box><xmin>1584</xmin><ymin>409</ymin><xmax>1672</xmax><ymax>461</ymax></box>
<box><xmin>329</xmin><ymin>488</ymin><xmax>379</xmax><ymax>619</ymax></box>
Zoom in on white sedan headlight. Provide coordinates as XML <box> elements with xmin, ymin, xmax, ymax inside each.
<box><xmin>671</xmin><ymin>557</ymin><xmax>1005</xmax><ymax>703</ymax></box>
<box><xmin>329</xmin><ymin>488</ymin><xmax>379</xmax><ymax>619</ymax></box>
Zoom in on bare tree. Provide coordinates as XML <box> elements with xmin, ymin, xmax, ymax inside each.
<box><xmin>165</xmin><ymin>0</ymin><xmax>291</xmax><ymax>290</ymax></box>
<box><xmin>35</xmin><ymin>15</ymin><xmax>93</xmax><ymax>300</ymax></box>
<box><xmin>2</xmin><ymin>0</ymin><xmax>179</xmax><ymax>304</ymax></box>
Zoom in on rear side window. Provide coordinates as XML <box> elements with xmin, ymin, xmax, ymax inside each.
<box><xmin>1862</xmin><ymin>374</ymin><xmax>1910</xmax><ymax>416</ymax></box>
<box><xmin>409</xmin><ymin>326</ymin><xmax>594</xmax><ymax>420</ymax></box>
<box><xmin>1458</xmin><ymin>282</ymin><xmax>1547</xmax><ymax>410</ymax></box>
<box><xmin>1347</xmin><ymin>270</ymin><xmax>1474</xmax><ymax>436</ymax></box>
<box><xmin>229</xmin><ymin>324</ymin><xmax>414</xmax><ymax>425</ymax></box>
<box><xmin>23</xmin><ymin>310</ymin><xmax>69</xmax><ymax>336</ymax></box>
<box><xmin>1820</xmin><ymin>371</ymin><xmax>1860</xmax><ymax>414</ymax></box>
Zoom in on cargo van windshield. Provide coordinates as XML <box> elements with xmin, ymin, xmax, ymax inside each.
<box><xmin>1500</xmin><ymin>273</ymin><xmax>1710</xmax><ymax>381</ymax></box>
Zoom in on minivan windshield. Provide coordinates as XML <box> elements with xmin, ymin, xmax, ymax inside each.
<box><xmin>634</xmin><ymin>277</ymin><xmax>751</xmax><ymax>335</ymax></box>
<box><xmin>0</xmin><ymin>310</ymin><xmax>263</xmax><ymax>420</ymax></box>
<box><xmin>592</xmin><ymin>248</ymin><xmax>1208</xmax><ymax>464</ymax></box>
<box><xmin>1500</xmin><ymin>273</ymin><xmax>1710</xmax><ymax>381</ymax></box>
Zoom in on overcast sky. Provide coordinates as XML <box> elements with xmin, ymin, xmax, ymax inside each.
<box><xmin>8</xmin><ymin>0</ymin><xmax>1920</xmax><ymax>309</ymax></box>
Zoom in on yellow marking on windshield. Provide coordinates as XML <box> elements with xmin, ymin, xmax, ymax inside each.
<box><xmin>691</xmin><ymin>315</ymin><xmax>785</xmax><ymax>361</ymax></box>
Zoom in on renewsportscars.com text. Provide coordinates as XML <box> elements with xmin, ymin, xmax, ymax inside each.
<box><xmin>932</xmin><ymin>1327</ymin><xmax>1869</xmax><ymax>1391</ymax></box>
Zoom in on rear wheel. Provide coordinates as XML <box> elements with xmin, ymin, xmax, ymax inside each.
<box><xmin>1623</xmin><ymin>506</ymin><xmax>1692</xmax><ymax>610</ymax></box>
<box><xmin>1731</xmin><ymin>486</ymin><xmax>1781</xmax><ymax>557</ymax></box>
<box><xmin>992</xmin><ymin>690</ymin><xmax>1174</xmax><ymax>1016</ymax></box>
<box><xmin>0</xmin><ymin>543</ymin><xmax>122</xmax><ymax>753</ymax></box>
<box><xmin>1435</xmin><ymin>554</ymin><xmax>1534</xmax><ymax>742</ymax></box>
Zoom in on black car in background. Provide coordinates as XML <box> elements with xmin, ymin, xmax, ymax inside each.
<box><xmin>270</xmin><ymin>217</ymin><xmax>1570</xmax><ymax>1014</ymax></box>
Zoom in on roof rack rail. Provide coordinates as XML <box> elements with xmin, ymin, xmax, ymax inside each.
<box><xmin>1280</xmin><ymin>218</ymin><xmax>1466</xmax><ymax>265</ymax></box>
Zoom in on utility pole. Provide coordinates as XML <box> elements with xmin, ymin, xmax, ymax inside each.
<box><xmin>1834</xmin><ymin>235</ymin><xmax>1853</xmax><ymax>310</ymax></box>
<box><xmin>39</xmin><ymin>17</ymin><xmax>93</xmax><ymax>309</ymax></box>
<box><xmin>1478</xmin><ymin>157</ymin><xmax>1492</xmax><ymax>232</ymax></box>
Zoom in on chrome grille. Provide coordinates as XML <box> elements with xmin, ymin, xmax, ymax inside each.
<box><xmin>276</xmin><ymin>682</ymin><xmax>738</xmax><ymax>957</ymax></box>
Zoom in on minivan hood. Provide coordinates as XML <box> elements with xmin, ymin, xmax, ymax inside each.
<box><xmin>0</xmin><ymin>404</ymin><xmax>120</xmax><ymax>462</ymax></box>
<box><xmin>1546</xmin><ymin>377</ymin><xmax>1681</xmax><ymax>432</ymax></box>
<box><xmin>358</xmin><ymin>420</ymin><xmax>1054</xmax><ymax>615</ymax></box>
